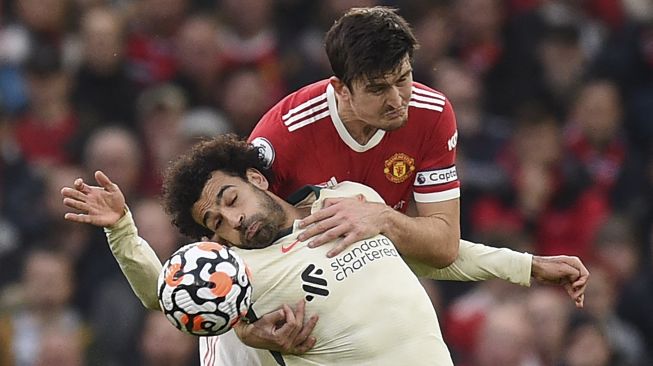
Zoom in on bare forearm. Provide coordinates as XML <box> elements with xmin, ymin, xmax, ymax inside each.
<box><xmin>380</xmin><ymin>206</ymin><xmax>459</xmax><ymax>268</ymax></box>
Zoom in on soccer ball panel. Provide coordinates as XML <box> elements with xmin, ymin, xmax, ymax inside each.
<box><xmin>157</xmin><ymin>242</ymin><xmax>252</xmax><ymax>336</ymax></box>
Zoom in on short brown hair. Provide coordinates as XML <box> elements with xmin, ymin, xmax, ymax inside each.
<box><xmin>162</xmin><ymin>134</ymin><xmax>272</xmax><ymax>240</ymax></box>
<box><xmin>324</xmin><ymin>7</ymin><xmax>418</xmax><ymax>88</ymax></box>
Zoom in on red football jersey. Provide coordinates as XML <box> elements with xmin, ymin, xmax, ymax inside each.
<box><xmin>248</xmin><ymin>79</ymin><xmax>460</xmax><ymax>212</ymax></box>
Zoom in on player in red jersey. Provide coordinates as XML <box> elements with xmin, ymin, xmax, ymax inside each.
<box><xmin>249</xmin><ymin>9</ymin><xmax>460</xmax><ymax>268</ymax></box>
<box><xmin>229</xmin><ymin>5</ymin><xmax>589</xmax><ymax>359</ymax></box>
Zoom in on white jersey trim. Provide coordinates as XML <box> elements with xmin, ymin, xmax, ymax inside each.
<box><xmin>413</xmin><ymin>187</ymin><xmax>460</xmax><ymax>203</ymax></box>
<box><xmin>410</xmin><ymin>93</ymin><xmax>446</xmax><ymax>106</ymax></box>
<box><xmin>408</xmin><ymin>101</ymin><xmax>444</xmax><ymax>112</ymax></box>
<box><xmin>412</xmin><ymin>87</ymin><xmax>446</xmax><ymax>100</ymax></box>
<box><xmin>284</xmin><ymin>101</ymin><xmax>328</xmax><ymax>126</ymax></box>
<box><xmin>409</xmin><ymin>87</ymin><xmax>446</xmax><ymax>112</ymax></box>
<box><xmin>327</xmin><ymin>84</ymin><xmax>386</xmax><ymax>152</ymax></box>
<box><xmin>288</xmin><ymin>109</ymin><xmax>331</xmax><ymax>132</ymax></box>
<box><xmin>282</xmin><ymin>93</ymin><xmax>327</xmax><ymax>121</ymax></box>
<box><xmin>282</xmin><ymin>92</ymin><xmax>328</xmax><ymax>132</ymax></box>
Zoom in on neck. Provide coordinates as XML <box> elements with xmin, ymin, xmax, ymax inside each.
<box><xmin>334</xmin><ymin>92</ymin><xmax>378</xmax><ymax>145</ymax></box>
<box><xmin>276</xmin><ymin>198</ymin><xmax>310</xmax><ymax>228</ymax></box>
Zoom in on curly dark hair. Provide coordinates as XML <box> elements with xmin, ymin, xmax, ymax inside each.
<box><xmin>161</xmin><ymin>134</ymin><xmax>272</xmax><ymax>240</ymax></box>
<box><xmin>324</xmin><ymin>6</ymin><xmax>418</xmax><ymax>89</ymax></box>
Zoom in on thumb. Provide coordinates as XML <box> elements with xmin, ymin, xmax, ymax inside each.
<box><xmin>264</xmin><ymin>308</ymin><xmax>287</xmax><ymax>325</ymax></box>
<box><xmin>95</xmin><ymin>170</ymin><xmax>118</xmax><ymax>192</ymax></box>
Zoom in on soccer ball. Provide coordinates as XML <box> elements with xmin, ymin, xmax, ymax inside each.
<box><xmin>157</xmin><ymin>241</ymin><xmax>252</xmax><ymax>336</ymax></box>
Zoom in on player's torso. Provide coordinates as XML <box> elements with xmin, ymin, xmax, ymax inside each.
<box><xmin>233</xmin><ymin>230</ymin><xmax>449</xmax><ymax>366</ymax></box>
<box><xmin>251</xmin><ymin>80</ymin><xmax>454</xmax><ymax>212</ymax></box>
<box><xmin>286</xmin><ymin>130</ymin><xmax>423</xmax><ymax>211</ymax></box>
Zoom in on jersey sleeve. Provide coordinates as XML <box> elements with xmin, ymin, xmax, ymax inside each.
<box><xmin>412</xmin><ymin>93</ymin><xmax>460</xmax><ymax>203</ymax></box>
<box><xmin>104</xmin><ymin>208</ymin><xmax>163</xmax><ymax>310</ymax></box>
<box><xmin>406</xmin><ymin>239</ymin><xmax>533</xmax><ymax>286</ymax></box>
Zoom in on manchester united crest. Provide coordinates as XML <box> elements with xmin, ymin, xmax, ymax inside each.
<box><xmin>384</xmin><ymin>153</ymin><xmax>415</xmax><ymax>183</ymax></box>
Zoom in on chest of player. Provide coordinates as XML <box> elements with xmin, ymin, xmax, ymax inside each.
<box><xmin>287</xmin><ymin>143</ymin><xmax>422</xmax><ymax>212</ymax></box>
<box><xmin>241</xmin><ymin>233</ymin><xmax>404</xmax><ymax>313</ymax></box>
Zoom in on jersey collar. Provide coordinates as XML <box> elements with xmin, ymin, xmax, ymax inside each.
<box><xmin>268</xmin><ymin>185</ymin><xmax>322</xmax><ymax>243</ymax></box>
<box><xmin>326</xmin><ymin>83</ymin><xmax>386</xmax><ymax>152</ymax></box>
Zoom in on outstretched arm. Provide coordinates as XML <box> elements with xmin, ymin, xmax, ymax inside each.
<box><xmin>62</xmin><ymin>170</ymin><xmax>163</xmax><ymax>310</ymax></box>
<box><xmin>62</xmin><ymin>171</ymin><xmax>319</xmax><ymax>352</ymax></box>
<box><xmin>408</xmin><ymin>240</ymin><xmax>588</xmax><ymax>308</ymax></box>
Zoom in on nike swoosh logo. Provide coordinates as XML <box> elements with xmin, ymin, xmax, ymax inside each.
<box><xmin>281</xmin><ymin>240</ymin><xmax>301</xmax><ymax>253</ymax></box>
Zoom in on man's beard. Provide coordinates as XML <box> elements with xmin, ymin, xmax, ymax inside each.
<box><xmin>238</xmin><ymin>187</ymin><xmax>287</xmax><ymax>249</ymax></box>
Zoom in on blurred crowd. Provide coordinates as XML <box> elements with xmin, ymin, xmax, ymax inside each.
<box><xmin>0</xmin><ymin>0</ymin><xmax>652</xmax><ymax>365</ymax></box>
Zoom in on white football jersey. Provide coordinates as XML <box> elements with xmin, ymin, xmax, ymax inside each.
<box><xmin>215</xmin><ymin>182</ymin><xmax>453</xmax><ymax>366</ymax></box>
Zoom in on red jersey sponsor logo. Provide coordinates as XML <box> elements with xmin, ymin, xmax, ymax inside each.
<box><xmin>384</xmin><ymin>153</ymin><xmax>416</xmax><ymax>183</ymax></box>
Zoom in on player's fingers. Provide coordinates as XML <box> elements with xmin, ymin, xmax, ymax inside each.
<box><xmin>62</xmin><ymin>197</ymin><xmax>89</xmax><ymax>212</ymax></box>
<box><xmin>63</xmin><ymin>212</ymin><xmax>91</xmax><ymax>224</ymax></box>
<box><xmin>280</xmin><ymin>304</ymin><xmax>298</xmax><ymax>334</ymax></box>
<box><xmin>297</xmin><ymin>206</ymin><xmax>338</xmax><ymax>230</ymax></box>
<box><xmin>293</xmin><ymin>314</ymin><xmax>318</xmax><ymax>347</ymax></box>
<box><xmin>572</xmin><ymin>262</ymin><xmax>590</xmax><ymax>289</ymax></box>
<box><xmin>95</xmin><ymin>170</ymin><xmax>118</xmax><ymax>192</ymax></box>
<box><xmin>264</xmin><ymin>308</ymin><xmax>287</xmax><ymax>326</ymax></box>
<box><xmin>300</xmin><ymin>216</ymin><xmax>341</xmax><ymax>245</ymax></box>
<box><xmin>327</xmin><ymin>232</ymin><xmax>359</xmax><ymax>258</ymax></box>
<box><xmin>321</xmin><ymin>198</ymin><xmax>345</xmax><ymax>209</ymax></box>
<box><xmin>294</xmin><ymin>299</ymin><xmax>306</xmax><ymax>327</ymax></box>
<box><xmin>61</xmin><ymin>187</ymin><xmax>87</xmax><ymax>201</ymax></box>
<box><xmin>309</xmin><ymin>224</ymin><xmax>351</xmax><ymax>249</ymax></box>
<box><xmin>292</xmin><ymin>336</ymin><xmax>317</xmax><ymax>354</ymax></box>
<box><xmin>73</xmin><ymin>178</ymin><xmax>92</xmax><ymax>194</ymax></box>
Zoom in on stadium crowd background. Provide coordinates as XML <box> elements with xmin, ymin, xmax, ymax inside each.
<box><xmin>0</xmin><ymin>0</ymin><xmax>652</xmax><ymax>365</ymax></box>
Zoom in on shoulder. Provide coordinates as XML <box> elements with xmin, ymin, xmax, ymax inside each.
<box><xmin>409</xmin><ymin>82</ymin><xmax>448</xmax><ymax>114</ymax></box>
<box><xmin>405</xmin><ymin>81</ymin><xmax>457</xmax><ymax>138</ymax></box>
<box><xmin>319</xmin><ymin>181</ymin><xmax>386</xmax><ymax>204</ymax></box>
<box><xmin>252</xmin><ymin>79</ymin><xmax>331</xmax><ymax>135</ymax></box>
<box><xmin>249</xmin><ymin>80</ymin><xmax>332</xmax><ymax>166</ymax></box>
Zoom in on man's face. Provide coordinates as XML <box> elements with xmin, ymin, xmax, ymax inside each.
<box><xmin>191</xmin><ymin>171</ymin><xmax>286</xmax><ymax>249</ymax></box>
<box><xmin>346</xmin><ymin>57</ymin><xmax>413</xmax><ymax>131</ymax></box>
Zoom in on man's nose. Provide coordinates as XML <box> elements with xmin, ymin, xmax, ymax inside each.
<box><xmin>225</xmin><ymin>213</ymin><xmax>244</xmax><ymax>230</ymax></box>
<box><xmin>387</xmin><ymin>86</ymin><xmax>403</xmax><ymax>108</ymax></box>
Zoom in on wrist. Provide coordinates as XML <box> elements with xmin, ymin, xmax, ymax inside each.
<box><xmin>378</xmin><ymin>204</ymin><xmax>397</xmax><ymax>236</ymax></box>
<box><xmin>530</xmin><ymin>255</ymin><xmax>543</xmax><ymax>279</ymax></box>
<box><xmin>233</xmin><ymin>318</ymin><xmax>249</xmax><ymax>341</ymax></box>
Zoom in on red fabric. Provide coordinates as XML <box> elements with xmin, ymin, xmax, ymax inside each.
<box><xmin>126</xmin><ymin>31</ymin><xmax>178</xmax><ymax>86</ymax></box>
<box><xmin>460</xmin><ymin>42</ymin><xmax>504</xmax><ymax>76</ymax></box>
<box><xmin>13</xmin><ymin>113</ymin><xmax>78</xmax><ymax>165</ymax></box>
<box><xmin>585</xmin><ymin>0</ymin><xmax>624</xmax><ymax>30</ymax></box>
<box><xmin>248</xmin><ymin>79</ymin><xmax>460</xmax><ymax>212</ymax></box>
<box><xmin>566</xmin><ymin>129</ymin><xmax>625</xmax><ymax>193</ymax></box>
<box><xmin>471</xmin><ymin>187</ymin><xmax>608</xmax><ymax>260</ymax></box>
<box><xmin>444</xmin><ymin>308</ymin><xmax>486</xmax><ymax>356</ymax></box>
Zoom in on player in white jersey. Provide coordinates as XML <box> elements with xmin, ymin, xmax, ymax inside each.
<box><xmin>64</xmin><ymin>136</ymin><xmax>456</xmax><ymax>365</ymax></box>
<box><xmin>63</xmin><ymin>135</ymin><xmax>588</xmax><ymax>365</ymax></box>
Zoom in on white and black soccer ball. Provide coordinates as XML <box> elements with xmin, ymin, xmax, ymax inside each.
<box><xmin>157</xmin><ymin>241</ymin><xmax>252</xmax><ymax>336</ymax></box>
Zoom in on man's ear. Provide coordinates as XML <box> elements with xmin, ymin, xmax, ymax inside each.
<box><xmin>329</xmin><ymin>76</ymin><xmax>350</xmax><ymax>101</ymax></box>
<box><xmin>245</xmin><ymin>168</ymin><xmax>269</xmax><ymax>190</ymax></box>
